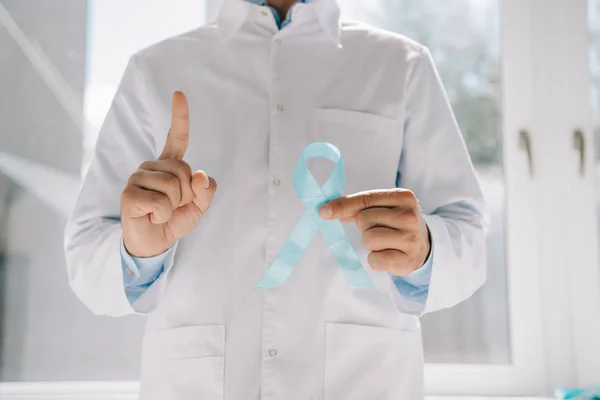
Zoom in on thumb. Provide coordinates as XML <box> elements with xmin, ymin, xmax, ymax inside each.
<box><xmin>191</xmin><ymin>170</ymin><xmax>217</xmax><ymax>214</ymax></box>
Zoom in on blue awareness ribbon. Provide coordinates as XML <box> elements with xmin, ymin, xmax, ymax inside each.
<box><xmin>556</xmin><ymin>388</ymin><xmax>600</xmax><ymax>399</ymax></box>
<box><xmin>257</xmin><ymin>142</ymin><xmax>374</xmax><ymax>289</ymax></box>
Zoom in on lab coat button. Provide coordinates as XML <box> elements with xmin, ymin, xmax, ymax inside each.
<box><xmin>276</xmin><ymin>104</ymin><xmax>284</xmax><ymax>112</ymax></box>
<box><xmin>273</xmin><ymin>178</ymin><xmax>281</xmax><ymax>186</ymax></box>
<box><xmin>268</xmin><ymin>348</ymin><xmax>278</xmax><ymax>357</ymax></box>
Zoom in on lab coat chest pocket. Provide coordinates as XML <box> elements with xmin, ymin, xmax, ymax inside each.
<box><xmin>140</xmin><ymin>325</ymin><xmax>225</xmax><ymax>400</ymax></box>
<box><xmin>310</xmin><ymin>109</ymin><xmax>403</xmax><ymax>194</ymax></box>
<box><xmin>324</xmin><ymin>322</ymin><xmax>424</xmax><ymax>400</ymax></box>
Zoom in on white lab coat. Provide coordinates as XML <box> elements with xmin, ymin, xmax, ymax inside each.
<box><xmin>65</xmin><ymin>0</ymin><xmax>488</xmax><ymax>398</ymax></box>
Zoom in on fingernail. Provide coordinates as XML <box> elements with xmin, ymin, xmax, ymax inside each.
<box><xmin>204</xmin><ymin>175</ymin><xmax>211</xmax><ymax>189</ymax></box>
<box><xmin>320</xmin><ymin>204</ymin><xmax>332</xmax><ymax>219</ymax></box>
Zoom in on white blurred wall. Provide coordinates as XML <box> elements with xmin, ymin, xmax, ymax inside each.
<box><xmin>0</xmin><ymin>0</ymin><xmax>145</xmax><ymax>381</ymax></box>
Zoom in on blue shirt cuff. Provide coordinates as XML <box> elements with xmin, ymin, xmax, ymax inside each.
<box><xmin>392</xmin><ymin>240</ymin><xmax>434</xmax><ymax>301</ymax></box>
<box><xmin>120</xmin><ymin>237</ymin><xmax>173</xmax><ymax>303</ymax></box>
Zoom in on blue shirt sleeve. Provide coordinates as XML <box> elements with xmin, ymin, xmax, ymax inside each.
<box><xmin>120</xmin><ymin>238</ymin><xmax>174</xmax><ymax>304</ymax></box>
<box><xmin>392</xmin><ymin>240</ymin><xmax>434</xmax><ymax>302</ymax></box>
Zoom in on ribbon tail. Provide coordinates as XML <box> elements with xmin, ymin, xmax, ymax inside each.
<box><xmin>328</xmin><ymin>235</ymin><xmax>374</xmax><ymax>289</ymax></box>
<box><xmin>257</xmin><ymin>211</ymin><xmax>318</xmax><ymax>288</ymax></box>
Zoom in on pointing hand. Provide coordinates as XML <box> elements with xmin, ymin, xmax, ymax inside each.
<box><xmin>121</xmin><ymin>91</ymin><xmax>217</xmax><ymax>257</ymax></box>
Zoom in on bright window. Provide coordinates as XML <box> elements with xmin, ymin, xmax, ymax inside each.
<box><xmin>84</xmin><ymin>0</ymin><xmax>209</xmax><ymax>169</ymax></box>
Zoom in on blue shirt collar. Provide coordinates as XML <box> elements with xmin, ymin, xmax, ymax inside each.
<box><xmin>216</xmin><ymin>0</ymin><xmax>341</xmax><ymax>46</ymax></box>
<box><xmin>246</xmin><ymin>0</ymin><xmax>307</xmax><ymax>30</ymax></box>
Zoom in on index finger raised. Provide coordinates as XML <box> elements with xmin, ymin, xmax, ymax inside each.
<box><xmin>159</xmin><ymin>91</ymin><xmax>189</xmax><ymax>160</ymax></box>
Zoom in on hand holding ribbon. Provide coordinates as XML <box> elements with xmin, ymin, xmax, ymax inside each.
<box><xmin>319</xmin><ymin>187</ymin><xmax>431</xmax><ymax>277</ymax></box>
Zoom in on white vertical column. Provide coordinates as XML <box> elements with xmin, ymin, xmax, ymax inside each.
<box><xmin>526</xmin><ymin>0</ymin><xmax>600</xmax><ymax>390</ymax></box>
<box><xmin>501</xmin><ymin>0</ymin><xmax>546</xmax><ymax>394</ymax></box>
<box><xmin>526</xmin><ymin>0</ymin><xmax>577</xmax><ymax>389</ymax></box>
<box><xmin>556</xmin><ymin>0</ymin><xmax>600</xmax><ymax>387</ymax></box>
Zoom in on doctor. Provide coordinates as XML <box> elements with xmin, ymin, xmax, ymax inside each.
<box><xmin>65</xmin><ymin>0</ymin><xmax>488</xmax><ymax>398</ymax></box>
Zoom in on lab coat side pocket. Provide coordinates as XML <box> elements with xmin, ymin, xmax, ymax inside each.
<box><xmin>140</xmin><ymin>324</ymin><xmax>225</xmax><ymax>400</ymax></box>
<box><xmin>324</xmin><ymin>322</ymin><xmax>424</xmax><ymax>400</ymax></box>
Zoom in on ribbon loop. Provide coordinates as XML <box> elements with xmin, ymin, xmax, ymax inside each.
<box><xmin>257</xmin><ymin>142</ymin><xmax>374</xmax><ymax>289</ymax></box>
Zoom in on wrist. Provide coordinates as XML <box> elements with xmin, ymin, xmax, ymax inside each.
<box><xmin>123</xmin><ymin>237</ymin><xmax>168</xmax><ymax>259</ymax></box>
<box><xmin>417</xmin><ymin>222</ymin><xmax>432</xmax><ymax>269</ymax></box>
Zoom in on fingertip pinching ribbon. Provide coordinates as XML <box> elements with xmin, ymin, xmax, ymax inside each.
<box><xmin>257</xmin><ymin>142</ymin><xmax>373</xmax><ymax>289</ymax></box>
